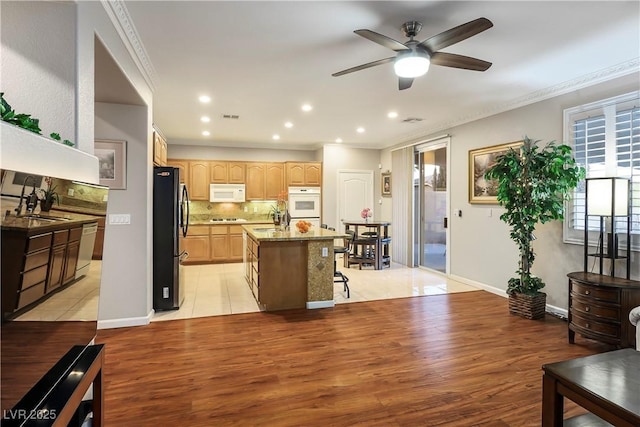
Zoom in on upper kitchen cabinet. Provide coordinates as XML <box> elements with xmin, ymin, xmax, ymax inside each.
<box><xmin>265</xmin><ymin>163</ymin><xmax>285</xmax><ymax>199</ymax></box>
<box><xmin>166</xmin><ymin>159</ymin><xmax>189</xmax><ymax>185</ymax></box>
<box><xmin>228</xmin><ymin>162</ymin><xmax>246</xmax><ymax>184</ymax></box>
<box><xmin>189</xmin><ymin>160</ymin><xmax>210</xmax><ymax>200</ymax></box>
<box><xmin>245</xmin><ymin>163</ymin><xmax>266</xmax><ymax>200</ymax></box>
<box><xmin>209</xmin><ymin>162</ymin><xmax>228</xmax><ymax>183</ymax></box>
<box><xmin>152</xmin><ymin>130</ymin><xmax>167</xmax><ymax>166</ymax></box>
<box><xmin>286</xmin><ymin>162</ymin><xmax>322</xmax><ymax>187</ymax></box>
<box><xmin>210</xmin><ymin>161</ymin><xmax>246</xmax><ymax>184</ymax></box>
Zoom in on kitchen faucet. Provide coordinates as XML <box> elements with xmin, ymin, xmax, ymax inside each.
<box><xmin>14</xmin><ymin>175</ymin><xmax>38</xmax><ymax>216</ymax></box>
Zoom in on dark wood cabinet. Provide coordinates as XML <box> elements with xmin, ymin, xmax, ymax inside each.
<box><xmin>62</xmin><ymin>228</ymin><xmax>82</xmax><ymax>286</ymax></box>
<box><xmin>47</xmin><ymin>229</ymin><xmax>69</xmax><ymax>293</ymax></box>
<box><xmin>92</xmin><ymin>216</ymin><xmax>106</xmax><ymax>260</ymax></box>
<box><xmin>567</xmin><ymin>272</ymin><xmax>640</xmax><ymax>349</ymax></box>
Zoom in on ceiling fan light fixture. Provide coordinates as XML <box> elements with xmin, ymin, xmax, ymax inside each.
<box><xmin>394</xmin><ymin>53</ymin><xmax>430</xmax><ymax>78</ymax></box>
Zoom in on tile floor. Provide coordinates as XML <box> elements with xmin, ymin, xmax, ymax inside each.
<box><xmin>15</xmin><ymin>259</ymin><xmax>479</xmax><ymax>323</ymax></box>
<box><xmin>152</xmin><ymin>260</ymin><xmax>479</xmax><ymax>322</ymax></box>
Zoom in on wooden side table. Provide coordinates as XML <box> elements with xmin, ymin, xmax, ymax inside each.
<box><xmin>542</xmin><ymin>349</ymin><xmax>640</xmax><ymax>426</ymax></box>
<box><xmin>567</xmin><ymin>272</ymin><xmax>640</xmax><ymax>349</ymax></box>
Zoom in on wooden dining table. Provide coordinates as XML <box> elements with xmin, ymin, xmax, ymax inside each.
<box><xmin>342</xmin><ymin>220</ymin><xmax>391</xmax><ymax>270</ymax></box>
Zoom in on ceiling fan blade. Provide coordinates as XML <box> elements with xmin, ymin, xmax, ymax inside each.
<box><xmin>354</xmin><ymin>29</ymin><xmax>410</xmax><ymax>52</ymax></box>
<box><xmin>430</xmin><ymin>52</ymin><xmax>492</xmax><ymax>71</ymax></box>
<box><xmin>399</xmin><ymin>77</ymin><xmax>414</xmax><ymax>90</ymax></box>
<box><xmin>332</xmin><ymin>57</ymin><xmax>395</xmax><ymax>77</ymax></box>
<box><xmin>419</xmin><ymin>17</ymin><xmax>493</xmax><ymax>52</ymax></box>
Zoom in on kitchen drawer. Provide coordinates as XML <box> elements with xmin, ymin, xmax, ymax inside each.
<box><xmin>571</xmin><ymin>281</ymin><xmax>619</xmax><ymax>303</ymax></box>
<box><xmin>27</xmin><ymin>232</ymin><xmax>52</xmax><ymax>253</ymax></box>
<box><xmin>571</xmin><ymin>313</ymin><xmax>619</xmax><ymax>338</ymax></box>
<box><xmin>17</xmin><ymin>281</ymin><xmax>46</xmax><ymax>309</ymax></box>
<box><xmin>68</xmin><ymin>227</ymin><xmax>83</xmax><ymax>242</ymax></box>
<box><xmin>52</xmin><ymin>229</ymin><xmax>69</xmax><ymax>246</ymax></box>
<box><xmin>24</xmin><ymin>247</ymin><xmax>51</xmax><ymax>271</ymax></box>
<box><xmin>570</xmin><ymin>296</ymin><xmax>619</xmax><ymax>320</ymax></box>
<box><xmin>22</xmin><ymin>264</ymin><xmax>49</xmax><ymax>289</ymax></box>
<box><xmin>188</xmin><ymin>225</ymin><xmax>210</xmax><ymax>236</ymax></box>
<box><xmin>211</xmin><ymin>226</ymin><xmax>227</xmax><ymax>235</ymax></box>
<box><xmin>229</xmin><ymin>225</ymin><xmax>243</xmax><ymax>234</ymax></box>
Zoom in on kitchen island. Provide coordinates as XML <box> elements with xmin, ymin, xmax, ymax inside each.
<box><xmin>243</xmin><ymin>224</ymin><xmax>346</xmax><ymax>311</ymax></box>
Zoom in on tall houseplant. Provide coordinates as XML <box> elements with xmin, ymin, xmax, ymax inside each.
<box><xmin>484</xmin><ymin>136</ymin><xmax>584</xmax><ymax>319</ymax></box>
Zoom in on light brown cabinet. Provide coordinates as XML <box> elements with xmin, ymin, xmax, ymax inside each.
<box><xmin>246</xmin><ymin>163</ymin><xmax>266</xmax><ymax>200</ymax></box>
<box><xmin>153</xmin><ymin>131</ymin><xmax>167</xmax><ymax>166</ymax></box>
<box><xmin>210</xmin><ymin>162</ymin><xmax>228</xmax><ymax>183</ymax></box>
<box><xmin>265</xmin><ymin>163</ymin><xmax>285</xmax><ymax>199</ymax></box>
<box><xmin>166</xmin><ymin>159</ymin><xmax>189</xmax><ymax>184</ymax></box>
<box><xmin>189</xmin><ymin>161</ymin><xmax>210</xmax><ymax>200</ymax></box>
<box><xmin>181</xmin><ymin>225</ymin><xmax>210</xmax><ymax>262</ymax></box>
<box><xmin>228</xmin><ymin>162</ymin><xmax>246</xmax><ymax>184</ymax></box>
<box><xmin>286</xmin><ymin>162</ymin><xmax>321</xmax><ymax>187</ymax></box>
<box><xmin>210</xmin><ymin>226</ymin><xmax>228</xmax><ymax>262</ymax></box>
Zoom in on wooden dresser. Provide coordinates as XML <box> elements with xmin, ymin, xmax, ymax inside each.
<box><xmin>567</xmin><ymin>272</ymin><xmax>640</xmax><ymax>349</ymax></box>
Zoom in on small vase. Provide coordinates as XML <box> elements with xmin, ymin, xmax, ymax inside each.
<box><xmin>282</xmin><ymin>209</ymin><xmax>291</xmax><ymax>230</ymax></box>
<box><xmin>273</xmin><ymin>212</ymin><xmax>281</xmax><ymax>226</ymax></box>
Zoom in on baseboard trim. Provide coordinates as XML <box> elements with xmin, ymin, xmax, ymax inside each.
<box><xmin>448</xmin><ymin>274</ymin><xmax>566</xmax><ymax>317</ymax></box>
<box><xmin>307</xmin><ymin>300</ymin><xmax>335</xmax><ymax>309</ymax></box>
<box><xmin>97</xmin><ymin>309</ymin><xmax>154</xmax><ymax>329</ymax></box>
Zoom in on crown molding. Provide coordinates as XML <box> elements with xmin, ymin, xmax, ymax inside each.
<box><xmin>101</xmin><ymin>0</ymin><xmax>156</xmax><ymax>92</ymax></box>
<box><xmin>394</xmin><ymin>58</ymin><xmax>640</xmax><ymax>146</ymax></box>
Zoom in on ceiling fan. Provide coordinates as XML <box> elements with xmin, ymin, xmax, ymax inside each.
<box><xmin>332</xmin><ymin>17</ymin><xmax>493</xmax><ymax>90</ymax></box>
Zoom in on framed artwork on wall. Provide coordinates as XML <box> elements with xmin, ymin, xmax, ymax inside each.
<box><xmin>95</xmin><ymin>139</ymin><xmax>127</xmax><ymax>189</ymax></box>
<box><xmin>382</xmin><ymin>172</ymin><xmax>391</xmax><ymax>196</ymax></box>
<box><xmin>468</xmin><ymin>141</ymin><xmax>523</xmax><ymax>204</ymax></box>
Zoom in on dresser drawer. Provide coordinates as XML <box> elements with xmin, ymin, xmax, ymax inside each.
<box><xmin>571</xmin><ymin>312</ymin><xmax>619</xmax><ymax>338</ymax></box>
<box><xmin>571</xmin><ymin>281</ymin><xmax>619</xmax><ymax>303</ymax></box>
<box><xmin>570</xmin><ymin>296</ymin><xmax>619</xmax><ymax>321</ymax></box>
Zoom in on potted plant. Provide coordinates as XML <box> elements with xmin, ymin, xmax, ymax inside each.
<box><xmin>484</xmin><ymin>136</ymin><xmax>584</xmax><ymax>319</ymax></box>
<box><xmin>38</xmin><ymin>176</ymin><xmax>60</xmax><ymax>212</ymax></box>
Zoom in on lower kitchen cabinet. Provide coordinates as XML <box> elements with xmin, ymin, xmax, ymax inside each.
<box><xmin>210</xmin><ymin>226</ymin><xmax>228</xmax><ymax>262</ymax></box>
<box><xmin>92</xmin><ymin>216</ymin><xmax>106</xmax><ymax>260</ymax></box>
<box><xmin>181</xmin><ymin>225</ymin><xmax>210</xmax><ymax>263</ymax></box>
<box><xmin>47</xmin><ymin>229</ymin><xmax>69</xmax><ymax>292</ymax></box>
<box><xmin>62</xmin><ymin>227</ymin><xmax>82</xmax><ymax>286</ymax></box>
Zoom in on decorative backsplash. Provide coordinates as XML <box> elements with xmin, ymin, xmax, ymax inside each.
<box><xmin>189</xmin><ymin>200</ymin><xmax>276</xmax><ymax>222</ymax></box>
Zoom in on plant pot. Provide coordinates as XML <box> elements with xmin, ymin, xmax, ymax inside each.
<box><xmin>40</xmin><ymin>198</ymin><xmax>54</xmax><ymax>212</ymax></box>
<box><xmin>508</xmin><ymin>292</ymin><xmax>546</xmax><ymax>320</ymax></box>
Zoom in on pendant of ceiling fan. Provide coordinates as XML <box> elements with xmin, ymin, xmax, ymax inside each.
<box><xmin>332</xmin><ymin>17</ymin><xmax>493</xmax><ymax>90</ymax></box>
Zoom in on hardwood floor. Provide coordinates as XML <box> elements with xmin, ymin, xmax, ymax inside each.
<box><xmin>96</xmin><ymin>291</ymin><xmax>613</xmax><ymax>426</ymax></box>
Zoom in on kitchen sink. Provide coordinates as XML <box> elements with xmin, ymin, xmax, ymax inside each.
<box><xmin>252</xmin><ymin>227</ymin><xmax>278</xmax><ymax>232</ymax></box>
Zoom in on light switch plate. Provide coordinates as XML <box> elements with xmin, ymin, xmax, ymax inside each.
<box><xmin>322</xmin><ymin>247</ymin><xmax>328</xmax><ymax>257</ymax></box>
<box><xmin>109</xmin><ymin>214</ymin><xmax>131</xmax><ymax>225</ymax></box>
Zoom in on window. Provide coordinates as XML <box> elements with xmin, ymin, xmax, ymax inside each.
<box><xmin>563</xmin><ymin>91</ymin><xmax>640</xmax><ymax>250</ymax></box>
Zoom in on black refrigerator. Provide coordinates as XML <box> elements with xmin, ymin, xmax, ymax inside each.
<box><xmin>153</xmin><ymin>166</ymin><xmax>189</xmax><ymax>310</ymax></box>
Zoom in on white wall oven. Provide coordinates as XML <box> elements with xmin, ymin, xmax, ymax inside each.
<box><xmin>288</xmin><ymin>187</ymin><xmax>321</xmax><ymax>227</ymax></box>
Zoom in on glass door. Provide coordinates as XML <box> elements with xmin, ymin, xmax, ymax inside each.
<box><xmin>415</xmin><ymin>143</ymin><xmax>448</xmax><ymax>272</ymax></box>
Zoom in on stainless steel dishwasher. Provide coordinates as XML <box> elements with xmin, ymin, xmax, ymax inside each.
<box><xmin>75</xmin><ymin>222</ymin><xmax>98</xmax><ymax>279</ymax></box>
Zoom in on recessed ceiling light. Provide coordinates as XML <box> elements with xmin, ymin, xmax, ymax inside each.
<box><xmin>272</xmin><ymin>134</ymin><xmax>280</xmax><ymax>140</ymax></box>
<box><xmin>284</xmin><ymin>121</ymin><xmax>293</xmax><ymax>128</ymax></box>
<box><xmin>301</xmin><ymin>104</ymin><xmax>313</xmax><ymax>112</ymax></box>
<box><xmin>335</xmin><ymin>138</ymin><xmax>343</xmax><ymax>143</ymax></box>
<box><xmin>198</xmin><ymin>95</ymin><xmax>211</xmax><ymax>103</ymax></box>
<box><xmin>202</xmin><ymin>131</ymin><xmax>210</xmax><ymax>136</ymax></box>
<box><xmin>201</xmin><ymin>116</ymin><xmax>211</xmax><ymax>123</ymax></box>
<box><xmin>387</xmin><ymin>111</ymin><xmax>398</xmax><ymax>119</ymax></box>
<box><xmin>356</xmin><ymin>127</ymin><xmax>365</xmax><ymax>133</ymax></box>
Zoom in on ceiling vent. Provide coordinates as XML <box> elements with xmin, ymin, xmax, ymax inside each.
<box><xmin>401</xmin><ymin>117</ymin><xmax>424</xmax><ymax>123</ymax></box>
<box><xmin>222</xmin><ymin>114</ymin><xmax>240</xmax><ymax>120</ymax></box>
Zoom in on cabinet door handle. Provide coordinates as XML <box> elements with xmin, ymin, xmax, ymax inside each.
<box><xmin>585</xmin><ymin>290</ymin><xmax>590</xmax><ymax>295</ymax></box>
<box><xmin>585</xmin><ymin>306</ymin><xmax>590</xmax><ymax>312</ymax></box>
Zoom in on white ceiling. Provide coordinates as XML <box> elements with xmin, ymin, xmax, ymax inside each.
<box><xmin>117</xmin><ymin>1</ymin><xmax>639</xmax><ymax>151</ymax></box>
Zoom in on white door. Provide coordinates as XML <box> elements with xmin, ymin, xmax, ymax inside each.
<box><xmin>337</xmin><ymin>170</ymin><xmax>374</xmax><ymax>231</ymax></box>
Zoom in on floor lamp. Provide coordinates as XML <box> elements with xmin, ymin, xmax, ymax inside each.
<box><xmin>584</xmin><ymin>177</ymin><xmax>631</xmax><ymax>278</ymax></box>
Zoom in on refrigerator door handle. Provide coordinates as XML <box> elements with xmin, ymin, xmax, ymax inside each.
<box><xmin>181</xmin><ymin>185</ymin><xmax>190</xmax><ymax>238</ymax></box>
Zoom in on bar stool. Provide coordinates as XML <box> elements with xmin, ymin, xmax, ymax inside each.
<box><xmin>329</xmin><ymin>227</ymin><xmax>350</xmax><ymax>298</ymax></box>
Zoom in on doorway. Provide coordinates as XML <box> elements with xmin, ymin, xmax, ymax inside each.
<box><xmin>414</xmin><ymin>141</ymin><xmax>449</xmax><ymax>273</ymax></box>
<box><xmin>337</xmin><ymin>170</ymin><xmax>374</xmax><ymax>232</ymax></box>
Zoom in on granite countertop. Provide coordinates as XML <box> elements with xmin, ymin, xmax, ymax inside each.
<box><xmin>0</xmin><ymin>211</ymin><xmax>102</xmax><ymax>233</ymax></box>
<box><xmin>243</xmin><ymin>224</ymin><xmax>346</xmax><ymax>242</ymax></box>
<box><xmin>190</xmin><ymin>219</ymin><xmax>273</xmax><ymax>226</ymax></box>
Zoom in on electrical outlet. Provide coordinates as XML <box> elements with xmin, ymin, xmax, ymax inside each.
<box><xmin>102</xmin><ymin>194</ymin><xmax>108</xmax><ymax>202</ymax></box>
<box><xmin>487</xmin><ymin>209</ymin><xmax>492</xmax><ymax>217</ymax></box>
<box><xmin>244</xmin><ymin>206</ymin><xmax>248</xmax><ymax>212</ymax></box>
<box><xmin>322</xmin><ymin>247</ymin><xmax>328</xmax><ymax>257</ymax></box>
<box><xmin>253</xmin><ymin>207</ymin><xmax>258</xmax><ymax>213</ymax></box>
<box><xmin>67</xmin><ymin>188</ymin><xmax>74</xmax><ymax>196</ymax></box>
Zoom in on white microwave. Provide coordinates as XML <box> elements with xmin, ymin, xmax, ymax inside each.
<box><xmin>210</xmin><ymin>183</ymin><xmax>245</xmax><ymax>202</ymax></box>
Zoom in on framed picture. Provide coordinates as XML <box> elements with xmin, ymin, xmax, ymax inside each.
<box><xmin>381</xmin><ymin>172</ymin><xmax>391</xmax><ymax>197</ymax></box>
<box><xmin>95</xmin><ymin>139</ymin><xmax>127</xmax><ymax>189</ymax></box>
<box><xmin>469</xmin><ymin>141</ymin><xmax>523</xmax><ymax>204</ymax></box>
